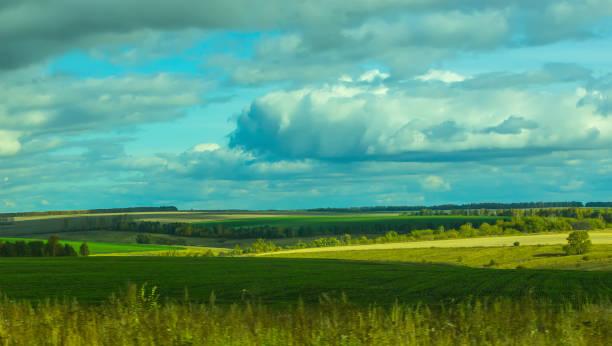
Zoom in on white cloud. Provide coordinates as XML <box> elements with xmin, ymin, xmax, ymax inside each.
<box><xmin>339</xmin><ymin>75</ymin><xmax>353</xmax><ymax>82</ymax></box>
<box><xmin>230</xmin><ymin>72</ymin><xmax>612</xmax><ymax>160</ymax></box>
<box><xmin>416</xmin><ymin>69</ymin><xmax>468</xmax><ymax>83</ymax></box>
<box><xmin>0</xmin><ymin>130</ymin><xmax>21</xmax><ymax>156</ymax></box>
<box><xmin>358</xmin><ymin>69</ymin><xmax>389</xmax><ymax>82</ymax></box>
<box><xmin>41</xmin><ymin>199</ymin><xmax>50</xmax><ymax>205</ymax></box>
<box><xmin>191</xmin><ymin>143</ymin><xmax>221</xmax><ymax>152</ymax></box>
<box><xmin>420</xmin><ymin>175</ymin><xmax>451</xmax><ymax>191</ymax></box>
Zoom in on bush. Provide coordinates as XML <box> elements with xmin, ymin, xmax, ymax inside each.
<box><xmin>513</xmin><ymin>241</ymin><xmax>520</xmax><ymax>246</ymax></box>
<box><xmin>136</xmin><ymin>234</ymin><xmax>152</xmax><ymax>244</ymax></box>
<box><xmin>563</xmin><ymin>230</ymin><xmax>592</xmax><ymax>255</ymax></box>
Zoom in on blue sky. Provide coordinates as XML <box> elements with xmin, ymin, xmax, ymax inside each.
<box><xmin>1</xmin><ymin>1</ymin><xmax>612</xmax><ymax>211</ymax></box>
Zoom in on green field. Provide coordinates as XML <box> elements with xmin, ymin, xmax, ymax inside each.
<box><xmin>269</xmin><ymin>244</ymin><xmax>612</xmax><ymax>270</ymax></box>
<box><xmin>0</xmin><ymin>257</ymin><xmax>610</xmax><ymax>305</ymax></box>
<box><xmin>0</xmin><ymin>237</ymin><xmax>182</xmax><ymax>254</ymax></box>
<box><xmin>196</xmin><ymin>215</ymin><xmax>505</xmax><ymax>230</ymax></box>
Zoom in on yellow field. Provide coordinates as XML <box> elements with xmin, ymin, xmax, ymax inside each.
<box><xmin>259</xmin><ymin>230</ymin><xmax>612</xmax><ymax>256</ymax></box>
<box><xmin>95</xmin><ymin>245</ymin><xmax>229</xmax><ymax>257</ymax></box>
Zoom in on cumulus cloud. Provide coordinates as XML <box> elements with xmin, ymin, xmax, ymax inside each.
<box><xmin>230</xmin><ymin>69</ymin><xmax>612</xmax><ymax>161</ymax></box>
<box><xmin>2</xmin><ymin>1</ymin><xmax>612</xmax><ymax>211</ymax></box>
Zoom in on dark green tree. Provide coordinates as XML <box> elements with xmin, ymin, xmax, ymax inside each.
<box><xmin>29</xmin><ymin>241</ymin><xmax>45</xmax><ymax>257</ymax></box>
<box><xmin>563</xmin><ymin>230</ymin><xmax>592</xmax><ymax>255</ymax></box>
<box><xmin>79</xmin><ymin>243</ymin><xmax>90</xmax><ymax>256</ymax></box>
<box><xmin>45</xmin><ymin>235</ymin><xmax>62</xmax><ymax>256</ymax></box>
<box><xmin>14</xmin><ymin>241</ymin><xmax>30</xmax><ymax>257</ymax></box>
<box><xmin>0</xmin><ymin>242</ymin><xmax>17</xmax><ymax>257</ymax></box>
<box><xmin>63</xmin><ymin>243</ymin><xmax>78</xmax><ymax>257</ymax></box>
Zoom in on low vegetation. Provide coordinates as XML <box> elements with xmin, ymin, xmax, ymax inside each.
<box><xmin>0</xmin><ymin>286</ymin><xmax>609</xmax><ymax>345</ymax></box>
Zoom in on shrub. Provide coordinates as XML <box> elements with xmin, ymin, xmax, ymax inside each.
<box><xmin>513</xmin><ymin>241</ymin><xmax>520</xmax><ymax>246</ymax></box>
<box><xmin>136</xmin><ymin>234</ymin><xmax>152</xmax><ymax>244</ymax></box>
<box><xmin>563</xmin><ymin>230</ymin><xmax>592</xmax><ymax>255</ymax></box>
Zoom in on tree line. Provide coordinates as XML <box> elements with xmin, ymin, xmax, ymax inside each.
<box><xmin>112</xmin><ymin>208</ymin><xmax>611</xmax><ymax>241</ymax></box>
<box><xmin>412</xmin><ymin>207</ymin><xmax>612</xmax><ymax>221</ymax></box>
<box><xmin>0</xmin><ymin>235</ymin><xmax>90</xmax><ymax>257</ymax></box>
<box><xmin>225</xmin><ymin>220</ymin><xmax>596</xmax><ymax>255</ymax></box>
<box><xmin>0</xmin><ymin>206</ymin><xmax>177</xmax><ymax>218</ymax></box>
<box><xmin>308</xmin><ymin>201</ymin><xmax>587</xmax><ymax>213</ymax></box>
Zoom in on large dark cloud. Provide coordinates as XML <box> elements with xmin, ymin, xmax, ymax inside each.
<box><xmin>2</xmin><ymin>0</ymin><xmax>611</xmax><ymax>73</ymax></box>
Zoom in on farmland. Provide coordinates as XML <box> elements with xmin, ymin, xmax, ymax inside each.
<box><xmin>1</xmin><ymin>210</ymin><xmax>611</xmax><ymax>345</ymax></box>
<box><xmin>0</xmin><ymin>256</ymin><xmax>610</xmax><ymax>305</ymax></box>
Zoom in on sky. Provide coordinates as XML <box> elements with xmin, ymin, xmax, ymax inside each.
<box><xmin>1</xmin><ymin>1</ymin><xmax>612</xmax><ymax>211</ymax></box>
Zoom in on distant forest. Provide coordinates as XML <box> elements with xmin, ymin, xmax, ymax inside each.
<box><xmin>0</xmin><ymin>206</ymin><xmax>178</xmax><ymax>218</ymax></box>
<box><xmin>308</xmin><ymin>201</ymin><xmax>612</xmax><ymax>213</ymax></box>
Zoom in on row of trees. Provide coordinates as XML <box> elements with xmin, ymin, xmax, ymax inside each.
<box><xmin>0</xmin><ymin>206</ymin><xmax>176</xmax><ymax>218</ymax></box>
<box><xmin>135</xmin><ymin>233</ymin><xmax>187</xmax><ymax>245</ymax></box>
<box><xmin>412</xmin><ymin>207</ymin><xmax>612</xmax><ymax>220</ymax></box>
<box><xmin>114</xmin><ymin>210</ymin><xmax>610</xmax><ymax>241</ymax></box>
<box><xmin>308</xmin><ymin>201</ymin><xmax>585</xmax><ymax>213</ymax></box>
<box><xmin>0</xmin><ymin>236</ymin><xmax>90</xmax><ymax>257</ymax></box>
<box><xmin>114</xmin><ymin>218</ymin><xmax>504</xmax><ymax>239</ymax></box>
<box><xmin>238</xmin><ymin>228</ymin><xmax>596</xmax><ymax>255</ymax></box>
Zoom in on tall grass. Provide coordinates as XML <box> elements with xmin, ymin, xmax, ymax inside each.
<box><xmin>0</xmin><ymin>285</ymin><xmax>609</xmax><ymax>345</ymax></box>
